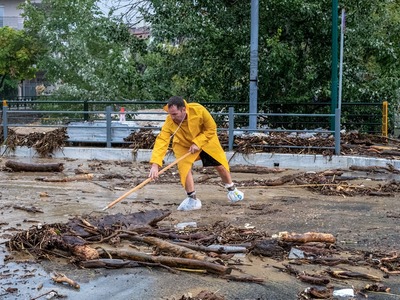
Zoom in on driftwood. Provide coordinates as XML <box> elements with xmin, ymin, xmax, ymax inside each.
<box><xmin>101</xmin><ymin>249</ymin><xmax>232</xmax><ymax>275</ymax></box>
<box><xmin>262</xmin><ymin>174</ymin><xmax>301</xmax><ymax>186</ymax></box>
<box><xmin>320</xmin><ymin>170</ymin><xmax>344</xmax><ymax>176</ymax></box>
<box><xmin>150</xmin><ymin>231</ymin><xmax>214</xmax><ymax>242</ymax></box>
<box><xmin>326</xmin><ymin>269</ymin><xmax>381</xmax><ymax>281</ymax></box>
<box><xmin>377</xmin><ymin>252</ymin><xmax>400</xmax><ymax>274</ymax></box>
<box><xmin>5</xmin><ymin>160</ymin><xmax>64</xmax><ymax>172</ymax></box>
<box><xmin>71</xmin><ymin>244</ymin><xmax>99</xmax><ymax>260</ymax></box>
<box><xmin>296</xmin><ymin>245</ymin><xmax>334</xmax><ymax>256</ymax></box>
<box><xmin>229</xmin><ymin>165</ymin><xmax>285</xmax><ymax>174</ymax></box>
<box><xmin>81</xmin><ymin>258</ymin><xmax>134</xmax><ymax>268</ymax></box>
<box><xmin>306</xmin><ymin>257</ymin><xmax>354</xmax><ymax>266</ymax></box>
<box><xmin>35</xmin><ymin>174</ymin><xmax>94</xmax><ymax>182</ymax></box>
<box><xmin>222</xmin><ymin>274</ymin><xmax>265</xmax><ymax>283</ymax></box>
<box><xmin>130</xmin><ymin>235</ymin><xmax>209</xmax><ymax>261</ymax></box>
<box><xmin>349</xmin><ymin>165</ymin><xmax>392</xmax><ymax>173</ymax></box>
<box><xmin>298</xmin><ymin>274</ymin><xmax>330</xmax><ymax>285</ymax></box>
<box><xmin>51</xmin><ymin>272</ymin><xmax>80</xmax><ymax>289</ymax></box>
<box><xmin>363</xmin><ymin>283</ymin><xmax>391</xmax><ymax>293</ymax></box>
<box><xmin>251</xmin><ymin>239</ymin><xmax>286</xmax><ymax>259</ymax></box>
<box><xmin>13</xmin><ymin>205</ymin><xmax>43</xmax><ymax>213</ymax></box>
<box><xmin>279</xmin><ymin>232</ymin><xmax>336</xmax><ymax>244</ymax></box>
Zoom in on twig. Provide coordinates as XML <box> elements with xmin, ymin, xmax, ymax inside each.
<box><xmin>51</xmin><ymin>272</ymin><xmax>80</xmax><ymax>289</ymax></box>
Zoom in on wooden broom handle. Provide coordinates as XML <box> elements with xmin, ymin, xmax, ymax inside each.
<box><xmin>102</xmin><ymin>152</ymin><xmax>191</xmax><ymax>210</ymax></box>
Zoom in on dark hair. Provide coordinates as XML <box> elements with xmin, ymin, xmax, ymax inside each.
<box><xmin>167</xmin><ymin>96</ymin><xmax>185</xmax><ymax>109</ymax></box>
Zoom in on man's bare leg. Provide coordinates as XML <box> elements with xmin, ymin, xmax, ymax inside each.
<box><xmin>184</xmin><ymin>170</ymin><xmax>195</xmax><ymax>193</ymax></box>
<box><xmin>214</xmin><ymin>165</ymin><xmax>233</xmax><ymax>185</ymax></box>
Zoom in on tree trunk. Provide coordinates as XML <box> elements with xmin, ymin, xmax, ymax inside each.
<box><xmin>5</xmin><ymin>160</ymin><xmax>64</xmax><ymax>172</ymax></box>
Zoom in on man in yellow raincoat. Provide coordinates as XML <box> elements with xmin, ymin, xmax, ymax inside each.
<box><xmin>148</xmin><ymin>96</ymin><xmax>244</xmax><ymax>211</ymax></box>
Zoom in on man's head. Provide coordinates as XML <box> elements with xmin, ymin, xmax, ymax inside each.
<box><xmin>167</xmin><ymin>96</ymin><xmax>187</xmax><ymax>124</ymax></box>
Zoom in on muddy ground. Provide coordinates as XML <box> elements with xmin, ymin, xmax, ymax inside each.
<box><xmin>1</xmin><ymin>156</ymin><xmax>400</xmax><ymax>300</ymax></box>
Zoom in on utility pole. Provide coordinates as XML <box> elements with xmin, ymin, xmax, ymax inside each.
<box><xmin>249</xmin><ymin>0</ymin><xmax>259</xmax><ymax>131</ymax></box>
<box><xmin>330</xmin><ymin>0</ymin><xmax>339</xmax><ymax>130</ymax></box>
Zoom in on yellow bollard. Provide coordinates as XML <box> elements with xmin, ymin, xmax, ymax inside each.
<box><xmin>2</xmin><ymin>100</ymin><xmax>7</xmax><ymax>107</ymax></box>
<box><xmin>382</xmin><ymin>101</ymin><xmax>388</xmax><ymax>137</ymax></box>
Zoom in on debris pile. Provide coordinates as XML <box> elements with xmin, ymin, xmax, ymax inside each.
<box><xmin>5</xmin><ymin>211</ymin><xmax>399</xmax><ymax>299</ymax></box>
<box><xmin>123</xmin><ymin>128</ymin><xmax>157</xmax><ymax>150</ymax></box>
<box><xmin>2</xmin><ymin>127</ymin><xmax>400</xmax><ymax>159</ymax></box>
<box><xmin>235</xmin><ymin>167</ymin><xmax>400</xmax><ymax>197</ymax></box>
<box><xmin>7</xmin><ymin>211</ymin><xmax>266</xmax><ymax>284</ymax></box>
<box><xmin>2</xmin><ymin>128</ymin><xmax>68</xmax><ymax>157</ymax></box>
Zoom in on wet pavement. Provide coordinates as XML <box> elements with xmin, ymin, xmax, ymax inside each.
<box><xmin>1</xmin><ymin>157</ymin><xmax>400</xmax><ymax>299</ymax></box>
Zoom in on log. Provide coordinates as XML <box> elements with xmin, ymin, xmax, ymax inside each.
<box><xmin>320</xmin><ymin>170</ymin><xmax>344</xmax><ymax>176</ymax></box>
<box><xmin>36</xmin><ymin>174</ymin><xmax>94</xmax><ymax>182</ymax></box>
<box><xmin>5</xmin><ymin>160</ymin><xmax>64</xmax><ymax>172</ymax></box>
<box><xmin>229</xmin><ymin>165</ymin><xmax>285</xmax><ymax>174</ymax></box>
<box><xmin>222</xmin><ymin>274</ymin><xmax>265</xmax><ymax>283</ymax></box>
<box><xmin>71</xmin><ymin>244</ymin><xmax>99</xmax><ymax>260</ymax></box>
<box><xmin>102</xmin><ymin>249</ymin><xmax>232</xmax><ymax>274</ymax></box>
<box><xmin>130</xmin><ymin>235</ymin><xmax>209</xmax><ymax>261</ymax></box>
<box><xmin>298</xmin><ymin>274</ymin><xmax>330</xmax><ymax>285</ymax></box>
<box><xmin>279</xmin><ymin>232</ymin><xmax>336</xmax><ymax>244</ymax></box>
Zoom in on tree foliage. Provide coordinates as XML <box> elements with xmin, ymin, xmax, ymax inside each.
<box><xmin>21</xmin><ymin>0</ymin><xmax>148</xmax><ymax>100</ymax></box>
<box><xmin>0</xmin><ymin>26</ymin><xmax>42</xmax><ymax>97</ymax></box>
<box><xmin>132</xmin><ymin>0</ymin><xmax>400</xmax><ymax>108</ymax></box>
<box><xmin>20</xmin><ymin>0</ymin><xmax>400</xmax><ymax>118</ymax></box>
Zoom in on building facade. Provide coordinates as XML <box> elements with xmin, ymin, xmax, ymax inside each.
<box><xmin>0</xmin><ymin>0</ymin><xmax>23</xmax><ymax>29</ymax></box>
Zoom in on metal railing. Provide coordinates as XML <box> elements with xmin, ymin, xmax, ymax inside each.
<box><xmin>1</xmin><ymin>100</ymin><xmax>341</xmax><ymax>154</ymax></box>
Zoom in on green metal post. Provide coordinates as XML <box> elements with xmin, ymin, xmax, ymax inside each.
<box><xmin>330</xmin><ymin>0</ymin><xmax>339</xmax><ymax>130</ymax></box>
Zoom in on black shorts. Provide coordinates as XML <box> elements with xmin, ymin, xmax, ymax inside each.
<box><xmin>200</xmin><ymin>151</ymin><xmax>221</xmax><ymax>167</ymax></box>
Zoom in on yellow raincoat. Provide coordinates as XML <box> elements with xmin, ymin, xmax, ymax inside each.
<box><xmin>150</xmin><ymin>100</ymin><xmax>229</xmax><ymax>187</ymax></box>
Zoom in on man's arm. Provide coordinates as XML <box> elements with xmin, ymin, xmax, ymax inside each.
<box><xmin>192</xmin><ymin>107</ymin><xmax>218</xmax><ymax>148</ymax></box>
<box><xmin>149</xmin><ymin>121</ymin><xmax>173</xmax><ymax>169</ymax></box>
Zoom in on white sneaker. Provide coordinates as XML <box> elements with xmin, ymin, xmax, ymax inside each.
<box><xmin>227</xmin><ymin>188</ymin><xmax>244</xmax><ymax>203</ymax></box>
<box><xmin>177</xmin><ymin>197</ymin><xmax>202</xmax><ymax>211</ymax></box>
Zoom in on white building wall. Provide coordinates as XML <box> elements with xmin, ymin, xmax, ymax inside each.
<box><xmin>1</xmin><ymin>0</ymin><xmax>24</xmax><ymax>29</ymax></box>
<box><xmin>0</xmin><ymin>0</ymin><xmax>40</xmax><ymax>29</ymax></box>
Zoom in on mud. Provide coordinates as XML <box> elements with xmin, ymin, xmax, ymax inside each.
<box><xmin>1</xmin><ymin>157</ymin><xmax>400</xmax><ymax>300</ymax></box>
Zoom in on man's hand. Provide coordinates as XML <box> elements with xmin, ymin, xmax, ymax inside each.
<box><xmin>189</xmin><ymin>144</ymin><xmax>200</xmax><ymax>154</ymax></box>
<box><xmin>149</xmin><ymin>163</ymin><xmax>160</xmax><ymax>179</ymax></box>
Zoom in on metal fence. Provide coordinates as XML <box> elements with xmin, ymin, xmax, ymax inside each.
<box><xmin>1</xmin><ymin>99</ymin><xmax>343</xmax><ymax>154</ymax></box>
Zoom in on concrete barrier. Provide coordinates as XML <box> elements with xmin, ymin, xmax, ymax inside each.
<box><xmin>1</xmin><ymin>146</ymin><xmax>399</xmax><ymax>171</ymax></box>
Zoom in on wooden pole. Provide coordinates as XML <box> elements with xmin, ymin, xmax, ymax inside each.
<box><xmin>102</xmin><ymin>152</ymin><xmax>191</xmax><ymax>211</ymax></box>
